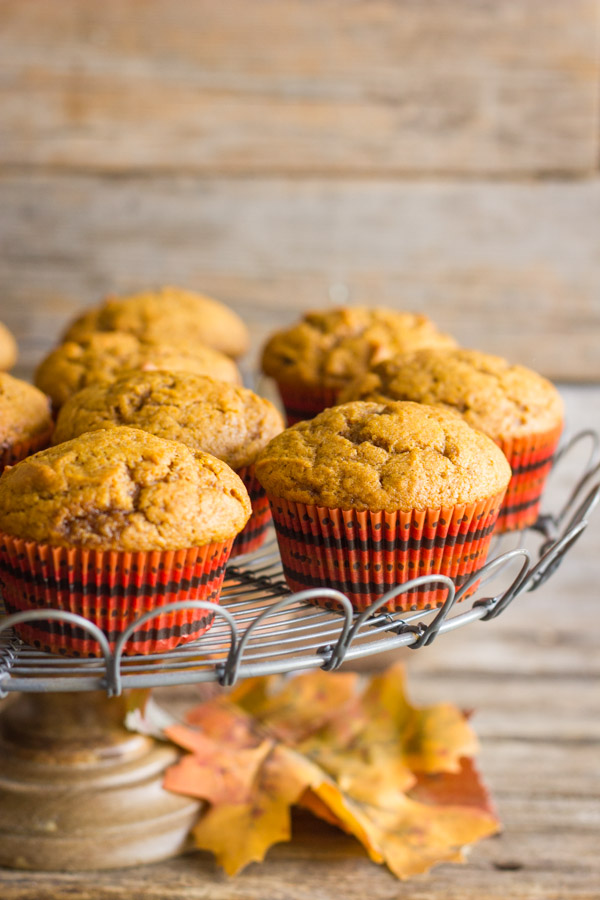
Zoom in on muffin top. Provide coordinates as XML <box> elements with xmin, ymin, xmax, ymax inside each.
<box><xmin>35</xmin><ymin>331</ymin><xmax>241</xmax><ymax>409</ymax></box>
<box><xmin>0</xmin><ymin>427</ymin><xmax>251</xmax><ymax>550</ymax></box>
<box><xmin>0</xmin><ymin>322</ymin><xmax>17</xmax><ymax>372</ymax></box>
<box><xmin>255</xmin><ymin>400</ymin><xmax>511</xmax><ymax>511</ymax></box>
<box><xmin>62</xmin><ymin>287</ymin><xmax>249</xmax><ymax>359</ymax></box>
<box><xmin>53</xmin><ymin>371</ymin><xmax>285</xmax><ymax>470</ymax></box>
<box><xmin>261</xmin><ymin>307</ymin><xmax>457</xmax><ymax>390</ymax></box>
<box><xmin>0</xmin><ymin>373</ymin><xmax>52</xmax><ymax>447</ymax></box>
<box><xmin>340</xmin><ymin>348</ymin><xmax>564</xmax><ymax>440</ymax></box>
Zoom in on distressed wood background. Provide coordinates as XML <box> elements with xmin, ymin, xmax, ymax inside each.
<box><xmin>0</xmin><ymin>0</ymin><xmax>599</xmax><ymax>382</ymax></box>
<box><xmin>0</xmin><ymin>5</ymin><xmax>599</xmax><ymax>897</ymax></box>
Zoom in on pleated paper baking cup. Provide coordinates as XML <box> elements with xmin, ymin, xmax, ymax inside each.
<box><xmin>495</xmin><ymin>424</ymin><xmax>562</xmax><ymax>532</ymax></box>
<box><xmin>231</xmin><ymin>464</ymin><xmax>272</xmax><ymax>557</ymax></box>
<box><xmin>0</xmin><ymin>534</ymin><xmax>233</xmax><ymax>657</ymax></box>
<box><xmin>267</xmin><ymin>492</ymin><xmax>506</xmax><ymax>613</ymax></box>
<box><xmin>276</xmin><ymin>382</ymin><xmax>340</xmax><ymax>425</ymax></box>
<box><xmin>0</xmin><ymin>426</ymin><xmax>53</xmax><ymax>471</ymax></box>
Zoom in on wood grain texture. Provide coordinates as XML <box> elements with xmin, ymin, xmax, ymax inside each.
<box><xmin>0</xmin><ymin>0</ymin><xmax>598</xmax><ymax>176</ymax></box>
<box><xmin>2</xmin><ymin>174</ymin><xmax>600</xmax><ymax>381</ymax></box>
<box><xmin>0</xmin><ymin>384</ymin><xmax>599</xmax><ymax>897</ymax></box>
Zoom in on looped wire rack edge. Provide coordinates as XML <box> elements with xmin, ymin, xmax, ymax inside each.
<box><xmin>1</xmin><ymin>429</ymin><xmax>598</xmax><ymax>698</ymax></box>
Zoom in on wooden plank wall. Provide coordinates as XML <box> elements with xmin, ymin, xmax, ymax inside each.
<box><xmin>0</xmin><ymin>0</ymin><xmax>599</xmax><ymax>381</ymax></box>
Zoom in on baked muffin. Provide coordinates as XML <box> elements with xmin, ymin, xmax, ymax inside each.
<box><xmin>255</xmin><ymin>400</ymin><xmax>511</xmax><ymax>612</ymax></box>
<box><xmin>0</xmin><ymin>427</ymin><xmax>251</xmax><ymax>656</ymax></box>
<box><xmin>261</xmin><ymin>307</ymin><xmax>457</xmax><ymax>424</ymax></box>
<box><xmin>35</xmin><ymin>331</ymin><xmax>241</xmax><ymax>411</ymax></box>
<box><xmin>53</xmin><ymin>371</ymin><xmax>285</xmax><ymax>556</ymax></box>
<box><xmin>0</xmin><ymin>373</ymin><xmax>53</xmax><ymax>469</ymax></box>
<box><xmin>62</xmin><ymin>286</ymin><xmax>249</xmax><ymax>359</ymax></box>
<box><xmin>341</xmin><ymin>348</ymin><xmax>564</xmax><ymax>531</ymax></box>
<box><xmin>0</xmin><ymin>322</ymin><xmax>17</xmax><ymax>372</ymax></box>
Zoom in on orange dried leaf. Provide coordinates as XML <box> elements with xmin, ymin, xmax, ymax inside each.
<box><xmin>361</xmin><ymin>662</ymin><xmax>479</xmax><ymax>774</ymax></box>
<box><xmin>164</xmin><ymin>737</ymin><xmax>273</xmax><ymax>805</ymax></box>
<box><xmin>409</xmin><ymin>756</ymin><xmax>498</xmax><ymax>818</ymax></box>
<box><xmin>184</xmin><ymin>698</ymin><xmax>260</xmax><ymax>750</ymax></box>
<box><xmin>363</xmin><ymin>795</ymin><xmax>499</xmax><ymax>879</ymax></box>
<box><xmin>298</xmin><ymin>783</ymin><xmax>384</xmax><ymax>863</ymax></box>
<box><xmin>158</xmin><ymin>664</ymin><xmax>499</xmax><ymax>880</ymax></box>
<box><xmin>299</xmin><ymin>738</ymin><xmax>416</xmax><ymax>806</ymax></box>
<box><xmin>232</xmin><ymin>669</ymin><xmax>360</xmax><ymax>744</ymax></box>
<box><xmin>191</xmin><ymin>743</ymin><xmax>319</xmax><ymax>876</ymax></box>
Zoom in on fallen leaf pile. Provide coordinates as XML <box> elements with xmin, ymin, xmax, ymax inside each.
<box><xmin>158</xmin><ymin>662</ymin><xmax>499</xmax><ymax>878</ymax></box>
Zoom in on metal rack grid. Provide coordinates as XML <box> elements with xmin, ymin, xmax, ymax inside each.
<box><xmin>1</xmin><ymin>430</ymin><xmax>598</xmax><ymax>698</ymax></box>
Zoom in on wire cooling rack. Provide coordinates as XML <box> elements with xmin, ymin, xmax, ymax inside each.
<box><xmin>1</xmin><ymin>431</ymin><xmax>598</xmax><ymax>698</ymax></box>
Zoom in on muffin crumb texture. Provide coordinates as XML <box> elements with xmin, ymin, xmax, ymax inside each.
<box><xmin>53</xmin><ymin>371</ymin><xmax>284</xmax><ymax>469</ymax></box>
<box><xmin>0</xmin><ymin>322</ymin><xmax>17</xmax><ymax>372</ymax></box>
<box><xmin>341</xmin><ymin>348</ymin><xmax>564</xmax><ymax>440</ymax></box>
<box><xmin>0</xmin><ymin>373</ymin><xmax>52</xmax><ymax>446</ymax></box>
<box><xmin>62</xmin><ymin>286</ymin><xmax>249</xmax><ymax>358</ymax></box>
<box><xmin>256</xmin><ymin>400</ymin><xmax>511</xmax><ymax>511</ymax></box>
<box><xmin>0</xmin><ymin>427</ymin><xmax>251</xmax><ymax>550</ymax></box>
<box><xmin>261</xmin><ymin>307</ymin><xmax>457</xmax><ymax>389</ymax></box>
<box><xmin>35</xmin><ymin>331</ymin><xmax>241</xmax><ymax>408</ymax></box>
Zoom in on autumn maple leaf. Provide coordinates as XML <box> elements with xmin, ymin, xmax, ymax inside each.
<box><xmin>159</xmin><ymin>662</ymin><xmax>500</xmax><ymax>878</ymax></box>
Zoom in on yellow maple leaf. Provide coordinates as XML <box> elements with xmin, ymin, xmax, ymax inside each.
<box><xmin>363</xmin><ymin>796</ymin><xmax>499</xmax><ymax>879</ymax></box>
<box><xmin>160</xmin><ymin>664</ymin><xmax>499</xmax><ymax>879</ymax></box>
<box><xmin>231</xmin><ymin>668</ymin><xmax>360</xmax><ymax>744</ymax></box>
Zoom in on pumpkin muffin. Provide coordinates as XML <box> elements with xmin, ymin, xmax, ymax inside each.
<box><xmin>341</xmin><ymin>348</ymin><xmax>563</xmax><ymax>531</ymax></box>
<box><xmin>54</xmin><ymin>371</ymin><xmax>285</xmax><ymax>556</ymax></box>
<box><xmin>261</xmin><ymin>306</ymin><xmax>457</xmax><ymax>424</ymax></box>
<box><xmin>35</xmin><ymin>331</ymin><xmax>241</xmax><ymax>411</ymax></box>
<box><xmin>255</xmin><ymin>400</ymin><xmax>511</xmax><ymax>612</ymax></box>
<box><xmin>62</xmin><ymin>286</ymin><xmax>249</xmax><ymax>359</ymax></box>
<box><xmin>0</xmin><ymin>427</ymin><xmax>251</xmax><ymax>656</ymax></box>
<box><xmin>0</xmin><ymin>372</ymin><xmax>53</xmax><ymax>469</ymax></box>
<box><xmin>0</xmin><ymin>322</ymin><xmax>17</xmax><ymax>372</ymax></box>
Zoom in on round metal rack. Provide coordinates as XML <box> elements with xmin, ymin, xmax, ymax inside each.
<box><xmin>1</xmin><ymin>430</ymin><xmax>599</xmax><ymax>699</ymax></box>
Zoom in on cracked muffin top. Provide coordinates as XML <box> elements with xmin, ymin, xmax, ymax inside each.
<box><xmin>53</xmin><ymin>371</ymin><xmax>285</xmax><ymax>471</ymax></box>
<box><xmin>261</xmin><ymin>307</ymin><xmax>457</xmax><ymax>390</ymax></box>
<box><xmin>255</xmin><ymin>400</ymin><xmax>511</xmax><ymax>511</ymax></box>
<box><xmin>0</xmin><ymin>322</ymin><xmax>17</xmax><ymax>372</ymax></box>
<box><xmin>35</xmin><ymin>331</ymin><xmax>241</xmax><ymax>409</ymax></box>
<box><xmin>62</xmin><ymin>287</ymin><xmax>249</xmax><ymax>359</ymax></box>
<box><xmin>340</xmin><ymin>348</ymin><xmax>564</xmax><ymax>440</ymax></box>
<box><xmin>0</xmin><ymin>426</ymin><xmax>251</xmax><ymax>550</ymax></box>
<box><xmin>0</xmin><ymin>373</ymin><xmax>52</xmax><ymax>447</ymax></box>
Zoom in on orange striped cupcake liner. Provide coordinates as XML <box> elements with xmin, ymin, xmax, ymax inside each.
<box><xmin>231</xmin><ymin>464</ymin><xmax>272</xmax><ymax>557</ymax></box>
<box><xmin>267</xmin><ymin>492</ymin><xmax>506</xmax><ymax>613</ymax></box>
<box><xmin>276</xmin><ymin>382</ymin><xmax>340</xmax><ymax>425</ymax></box>
<box><xmin>495</xmin><ymin>424</ymin><xmax>562</xmax><ymax>532</ymax></box>
<box><xmin>0</xmin><ymin>534</ymin><xmax>233</xmax><ymax>657</ymax></box>
<box><xmin>0</xmin><ymin>426</ymin><xmax>54</xmax><ymax>471</ymax></box>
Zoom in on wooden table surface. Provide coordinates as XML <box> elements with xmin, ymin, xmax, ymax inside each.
<box><xmin>0</xmin><ymin>384</ymin><xmax>598</xmax><ymax>900</ymax></box>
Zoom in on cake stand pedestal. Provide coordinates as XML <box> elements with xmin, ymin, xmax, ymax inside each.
<box><xmin>0</xmin><ymin>691</ymin><xmax>200</xmax><ymax>870</ymax></box>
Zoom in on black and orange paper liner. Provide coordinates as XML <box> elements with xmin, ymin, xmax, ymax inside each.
<box><xmin>276</xmin><ymin>382</ymin><xmax>340</xmax><ymax>426</ymax></box>
<box><xmin>267</xmin><ymin>492</ymin><xmax>506</xmax><ymax>613</ymax></box>
<box><xmin>0</xmin><ymin>534</ymin><xmax>234</xmax><ymax>657</ymax></box>
<box><xmin>231</xmin><ymin>464</ymin><xmax>271</xmax><ymax>557</ymax></box>
<box><xmin>496</xmin><ymin>424</ymin><xmax>562</xmax><ymax>532</ymax></box>
<box><xmin>0</xmin><ymin>426</ymin><xmax>53</xmax><ymax>471</ymax></box>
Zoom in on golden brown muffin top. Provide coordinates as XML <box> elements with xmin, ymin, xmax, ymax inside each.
<box><xmin>35</xmin><ymin>331</ymin><xmax>241</xmax><ymax>409</ymax></box>
<box><xmin>255</xmin><ymin>400</ymin><xmax>511</xmax><ymax>511</ymax></box>
<box><xmin>0</xmin><ymin>427</ymin><xmax>251</xmax><ymax>550</ymax></box>
<box><xmin>0</xmin><ymin>322</ymin><xmax>17</xmax><ymax>372</ymax></box>
<box><xmin>53</xmin><ymin>371</ymin><xmax>285</xmax><ymax>470</ymax></box>
<box><xmin>261</xmin><ymin>307</ymin><xmax>457</xmax><ymax>390</ymax></box>
<box><xmin>62</xmin><ymin>287</ymin><xmax>249</xmax><ymax>359</ymax></box>
<box><xmin>340</xmin><ymin>348</ymin><xmax>564</xmax><ymax>441</ymax></box>
<box><xmin>0</xmin><ymin>373</ymin><xmax>52</xmax><ymax>448</ymax></box>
